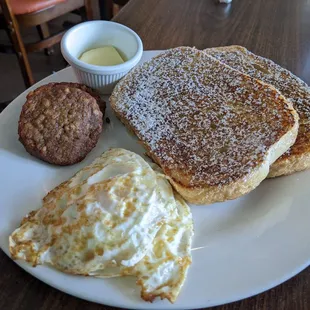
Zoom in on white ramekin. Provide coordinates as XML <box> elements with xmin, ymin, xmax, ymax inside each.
<box><xmin>61</xmin><ymin>20</ymin><xmax>143</xmax><ymax>94</ymax></box>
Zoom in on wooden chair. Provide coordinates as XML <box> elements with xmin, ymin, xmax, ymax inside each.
<box><xmin>0</xmin><ymin>0</ymin><xmax>93</xmax><ymax>88</ymax></box>
<box><xmin>112</xmin><ymin>0</ymin><xmax>129</xmax><ymax>16</ymax></box>
<box><xmin>101</xmin><ymin>0</ymin><xmax>129</xmax><ymax>20</ymax></box>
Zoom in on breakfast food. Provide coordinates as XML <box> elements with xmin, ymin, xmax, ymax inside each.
<box><xmin>53</xmin><ymin>82</ymin><xmax>106</xmax><ymax>114</ymax></box>
<box><xmin>18</xmin><ymin>83</ymin><xmax>104</xmax><ymax>165</ymax></box>
<box><xmin>204</xmin><ymin>45</ymin><xmax>310</xmax><ymax>177</ymax></box>
<box><xmin>9</xmin><ymin>148</ymin><xmax>193</xmax><ymax>303</ymax></box>
<box><xmin>110</xmin><ymin>47</ymin><xmax>299</xmax><ymax>204</ymax></box>
<box><xmin>79</xmin><ymin>46</ymin><xmax>124</xmax><ymax>66</ymax></box>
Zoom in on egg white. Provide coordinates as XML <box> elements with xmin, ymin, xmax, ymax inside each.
<box><xmin>9</xmin><ymin>148</ymin><xmax>193</xmax><ymax>303</ymax></box>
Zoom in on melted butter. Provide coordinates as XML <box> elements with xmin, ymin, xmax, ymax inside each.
<box><xmin>79</xmin><ymin>46</ymin><xmax>124</xmax><ymax>66</ymax></box>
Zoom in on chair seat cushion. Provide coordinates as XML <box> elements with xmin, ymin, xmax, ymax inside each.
<box><xmin>9</xmin><ymin>0</ymin><xmax>66</xmax><ymax>15</ymax></box>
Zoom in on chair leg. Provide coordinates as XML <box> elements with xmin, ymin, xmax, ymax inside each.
<box><xmin>113</xmin><ymin>4</ymin><xmax>121</xmax><ymax>16</ymax></box>
<box><xmin>99</xmin><ymin>0</ymin><xmax>113</xmax><ymax>20</ymax></box>
<box><xmin>1</xmin><ymin>0</ymin><xmax>34</xmax><ymax>88</ymax></box>
<box><xmin>9</xmin><ymin>26</ymin><xmax>34</xmax><ymax>88</ymax></box>
<box><xmin>36</xmin><ymin>23</ymin><xmax>54</xmax><ymax>55</ymax></box>
<box><xmin>84</xmin><ymin>0</ymin><xmax>94</xmax><ymax>20</ymax></box>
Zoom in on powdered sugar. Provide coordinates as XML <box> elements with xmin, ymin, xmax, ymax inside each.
<box><xmin>205</xmin><ymin>46</ymin><xmax>310</xmax><ymax>124</ymax></box>
<box><xmin>111</xmin><ymin>47</ymin><xmax>295</xmax><ymax>187</ymax></box>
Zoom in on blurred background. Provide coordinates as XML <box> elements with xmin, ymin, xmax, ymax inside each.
<box><xmin>0</xmin><ymin>0</ymin><xmax>129</xmax><ymax>111</ymax></box>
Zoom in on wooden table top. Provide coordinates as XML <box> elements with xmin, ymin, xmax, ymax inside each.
<box><xmin>1</xmin><ymin>0</ymin><xmax>310</xmax><ymax>309</ymax></box>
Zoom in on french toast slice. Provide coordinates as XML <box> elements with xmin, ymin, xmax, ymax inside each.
<box><xmin>110</xmin><ymin>47</ymin><xmax>298</xmax><ymax>204</ymax></box>
<box><xmin>204</xmin><ymin>45</ymin><xmax>310</xmax><ymax>177</ymax></box>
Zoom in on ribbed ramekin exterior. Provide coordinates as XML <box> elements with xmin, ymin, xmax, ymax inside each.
<box><xmin>73</xmin><ymin>68</ymin><xmax>129</xmax><ymax>94</ymax></box>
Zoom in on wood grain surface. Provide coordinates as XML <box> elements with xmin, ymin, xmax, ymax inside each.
<box><xmin>1</xmin><ymin>0</ymin><xmax>310</xmax><ymax>309</ymax></box>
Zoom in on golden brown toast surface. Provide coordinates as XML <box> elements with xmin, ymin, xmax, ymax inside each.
<box><xmin>204</xmin><ymin>45</ymin><xmax>310</xmax><ymax>177</ymax></box>
<box><xmin>111</xmin><ymin>47</ymin><xmax>298</xmax><ymax>203</ymax></box>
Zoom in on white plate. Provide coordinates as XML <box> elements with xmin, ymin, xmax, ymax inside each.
<box><xmin>1</xmin><ymin>51</ymin><xmax>310</xmax><ymax>310</ymax></box>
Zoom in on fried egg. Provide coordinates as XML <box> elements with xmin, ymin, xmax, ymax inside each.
<box><xmin>9</xmin><ymin>148</ymin><xmax>193</xmax><ymax>303</ymax></box>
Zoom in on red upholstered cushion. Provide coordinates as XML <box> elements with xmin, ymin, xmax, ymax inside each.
<box><xmin>9</xmin><ymin>0</ymin><xmax>66</xmax><ymax>15</ymax></box>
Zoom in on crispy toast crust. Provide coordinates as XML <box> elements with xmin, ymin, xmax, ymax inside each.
<box><xmin>204</xmin><ymin>45</ymin><xmax>310</xmax><ymax>177</ymax></box>
<box><xmin>111</xmin><ymin>47</ymin><xmax>298</xmax><ymax>204</ymax></box>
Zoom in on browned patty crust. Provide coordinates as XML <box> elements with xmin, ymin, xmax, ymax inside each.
<box><xmin>18</xmin><ymin>83</ymin><xmax>103</xmax><ymax>165</ymax></box>
<box><xmin>28</xmin><ymin>82</ymin><xmax>106</xmax><ymax>115</ymax></box>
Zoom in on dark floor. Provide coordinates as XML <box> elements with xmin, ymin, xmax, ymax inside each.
<box><xmin>0</xmin><ymin>13</ymin><xmax>82</xmax><ymax>112</ymax></box>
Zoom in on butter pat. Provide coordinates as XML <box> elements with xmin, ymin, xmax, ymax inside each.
<box><xmin>79</xmin><ymin>46</ymin><xmax>124</xmax><ymax>66</ymax></box>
